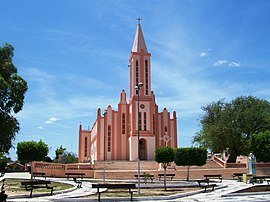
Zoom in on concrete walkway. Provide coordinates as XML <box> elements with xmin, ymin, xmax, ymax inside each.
<box><xmin>2</xmin><ymin>173</ymin><xmax>270</xmax><ymax>202</ymax></box>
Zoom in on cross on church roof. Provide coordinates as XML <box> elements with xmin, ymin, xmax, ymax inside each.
<box><xmin>137</xmin><ymin>17</ymin><xmax>142</xmax><ymax>24</ymax></box>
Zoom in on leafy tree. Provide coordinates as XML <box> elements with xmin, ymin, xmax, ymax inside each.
<box><xmin>0</xmin><ymin>154</ymin><xmax>9</xmax><ymax>171</ymax></box>
<box><xmin>193</xmin><ymin>96</ymin><xmax>270</xmax><ymax>163</ymax></box>
<box><xmin>175</xmin><ymin>147</ymin><xmax>207</xmax><ymax>181</ymax></box>
<box><xmin>155</xmin><ymin>146</ymin><xmax>175</xmax><ymax>190</ymax></box>
<box><xmin>17</xmin><ymin>140</ymin><xmax>49</xmax><ymax>164</ymax></box>
<box><xmin>44</xmin><ymin>156</ymin><xmax>53</xmax><ymax>162</ymax></box>
<box><xmin>250</xmin><ymin>131</ymin><xmax>270</xmax><ymax>162</ymax></box>
<box><xmin>55</xmin><ymin>151</ymin><xmax>78</xmax><ymax>164</ymax></box>
<box><xmin>0</xmin><ymin>43</ymin><xmax>28</xmax><ymax>153</ymax></box>
<box><xmin>55</xmin><ymin>145</ymin><xmax>66</xmax><ymax>160</ymax></box>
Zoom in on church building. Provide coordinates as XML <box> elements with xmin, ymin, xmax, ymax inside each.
<box><xmin>78</xmin><ymin>20</ymin><xmax>178</xmax><ymax>163</ymax></box>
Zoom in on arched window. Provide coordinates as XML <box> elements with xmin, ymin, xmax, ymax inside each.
<box><xmin>153</xmin><ymin>114</ymin><xmax>155</xmax><ymax>134</ymax></box>
<box><xmin>136</xmin><ymin>60</ymin><xmax>139</xmax><ymax>94</ymax></box>
<box><xmin>144</xmin><ymin>112</ymin><xmax>147</xmax><ymax>131</ymax></box>
<box><xmin>122</xmin><ymin>113</ymin><xmax>125</xmax><ymax>134</ymax></box>
<box><xmin>108</xmin><ymin>125</ymin><xmax>111</xmax><ymax>152</ymax></box>
<box><xmin>145</xmin><ymin>60</ymin><xmax>149</xmax><ymax>95</ymax></box>
<box><xmin>139</xmin><ymin>112</ymin><xmax>142</xmax><ymax>130</ymax></box>
<box><xmin>84</xmin><ymin>137</ymin><xmax>88</xmax><ymax>157</ymax></box>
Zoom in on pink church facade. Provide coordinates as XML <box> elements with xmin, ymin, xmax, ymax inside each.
<box><xmin>78</xmin><ymin>21</ymin><xmax>177</xmax><ymax>163</ymax></box>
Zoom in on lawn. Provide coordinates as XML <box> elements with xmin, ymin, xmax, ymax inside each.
<box><xmin>83</xmin><ymin>186</ymin><xmax>201</xmax><ymax>198</ymax></box>
<box><xmin>233</xmin><ymin>185</ymin><xmax>270</xmax><ymax>193</ymax></box>
<box><xmin>4</xmin><ymin>178</ymin><xmax>73</xmax><ymax>196</ymax></box>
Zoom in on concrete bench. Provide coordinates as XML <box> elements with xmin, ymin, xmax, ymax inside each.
<box><xmin>250</xmin><ymin>176</ymin><xmax>270</xmax><ymax>184</ymax></box>
<box><xmin>197</xmin><ymin>179</ymin><xmax>217</xmax><ymax>192</ymax></box>
<box><xmin>21</xmin><ymin>180</ymin><xmax>53</xmax><ymax>198</ymax></box>
<box><xmin>33</xmin><ymin>172</ymin><xmax>46</xmax><ymax>179</ymax></box>
<box><xmin>92</xmin><ymin>183</ymin><xmax>136</xmax><ymax>201</ymax></box>
<box><xmin>204</xmin><ymin>174</ymin><xmax>222</xmax><ymax>182</ymax></box>
<box><xmin>65</xmin><ymin>172</ymin><xmax>85</xmax><ymax>180</ymax></box>
<box><xmin>158</xmin><ymin>173</ymin><xmax>175</xmax><ymax>181</ymax></box>
<box><xmin>134</xmin><ymin>174</ymin><xmax>154</xmax><ymax>183</ymax></box>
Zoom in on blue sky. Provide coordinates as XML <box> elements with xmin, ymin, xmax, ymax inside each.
<box><xmin>1</xmin><ymin>1</ymin><xmax>270</xmax><ymax>160</ymax></box>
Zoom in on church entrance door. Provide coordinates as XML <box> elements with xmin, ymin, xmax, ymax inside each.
<box><xmin>139</xmin><ymin>139</ymin><xmax>147</xmax><ymax>160</ymax></box>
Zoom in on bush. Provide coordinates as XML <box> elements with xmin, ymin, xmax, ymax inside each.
<box><xmin>250</xmin><ymin>131</ymin><xmax>270</xmax><ymax>162</ymax></box>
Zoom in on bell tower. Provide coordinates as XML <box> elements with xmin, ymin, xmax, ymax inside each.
<box><xmin>128</xmin><ymin>18</ymin><xmax>156</xmax><ymax>161</ymax></box>
<box><xmin>129</xmin><ymin>18</ymin><xmax>151</xmax><ymax>99</ymax></box>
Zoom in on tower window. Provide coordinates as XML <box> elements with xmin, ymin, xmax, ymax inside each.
<box><xmin>139</xmin><ymin>112</ymin><xmax>142</xmax><ymax>130</ymax></box>
<box><xmin>84</xmin><ymin>137</ymin><xmax>88</xmax><ymax>157</ymax></box>
<box><xmin>122</xmin><ymin>113</ymin><xmax>125</xmax><ymax>134</ymax></box>
<box><xmin>108</xmin><ymin>125</ymin><xmax>111</xmax><ymax>152</ymax></box>
<box><xmin>145</xmin><ymin>60</ymin><xmax>149</xmax><ymax>95</ymax></box>
<box><xmin>144</xmin><ymin>112</ymin><xmax>147</xmax><ymax>131</ymax></box>
<box><xmin>153</xmin><ymin>114</ymin><xmax>155</xmax><ymax>134</ymax></box>
<box><xmin>136</xmin><ymin>60</ymin><xmax>139</xmax><ymax>94</ymax></box>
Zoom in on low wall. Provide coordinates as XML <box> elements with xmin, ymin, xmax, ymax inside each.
<box><xmin>31</xmin><ymin>161</ymin><xmax>270</xmax><ymax>180</ymax></box>
<box><xmin>256</xmin><ymin>163</ymin><xmax>270</xmax><ymax>175</ymax></box>
<box><xmin>94</xmin><ymin>167</ymin><xmax>248</xmax><ymax>180</ymax></box>
<box><xmin>32</xmin><ymin>162</ymin><xmax>94</xmax><ymax>178</ymax></box>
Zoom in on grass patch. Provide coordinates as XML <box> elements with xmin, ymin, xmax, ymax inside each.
<box><xmin>233</xmin><ymin>185</ymin><xmax>270</xmax><ymax>193</ymax></box>
<box><xmin>4</xmin><ymin>178</ymin><xmax>73</xmax><ymax>195</ymax></box>
<box><xmin>83</xmin><ymin>187</ymin><xmax>200</xmax><ymax>198</ymax></box>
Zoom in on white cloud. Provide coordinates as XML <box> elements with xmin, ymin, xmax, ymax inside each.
<box><xmin>200</xmin><ymin>49</ymin><xmax>211</xmax><ymax>57</ymax></box>
<box><xmin>45</xmin><ymin>117</ymin><xmax>59</xmax><ymax>124</ymax></box>
<box><xmin>37</xmin><ymin>126</ymin><xmax>44</xmax><ymax>130</ymax></box>
<box><xmin>200</xmin><ymin>52</ymin><xmax>208</xmax><ymax>57</ymax></box>
<box><xmin>214</xmin><ymin>60</ymin><xmax>240</xmax><ymax>67</ymax></box>
<box><xmin>214</xmin><ymin>60</ymin><xmax>228</xmax><ymax>66</ymax></box>
<box><xmin>229</xmin><ymin>62</ymin><xmax>240</xmax><ymax>67</ymax></box>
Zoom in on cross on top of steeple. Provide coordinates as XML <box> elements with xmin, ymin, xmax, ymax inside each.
<box><xmin>132</xmin><ymin>17</ymin><xmax>148</xmax><ymax>53</ymax></box>
<box><xmin>137</xmin><ymin>17</ymin><xmax>142</xmax><ymax>25</ymax></box>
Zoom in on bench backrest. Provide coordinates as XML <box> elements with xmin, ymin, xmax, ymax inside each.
<box><xmin>158</xmin><ymin>173</ymin><xmax>175</xmax><ymax>176</ymax></box>
<box><xmin>134</xmin><ymin>174</ymin><xmax>154</xmax><ymax>177</ymax></box>
<box><xmin>197</xmin><ymin>179</ymin><xmax>210</xmax><ymax>186</ymax></box>
<box><xmin>65</xmin><ymin>173</ymin><xmax>85</xmax><ymax>175</ymax></box>
<box><xmin>92</xmin><ymin>184</ymin><xmax>136</xmax><ymax>189</ymax></box>
<box><xmin>233</xmin><ymin>173</ymin><xmax>245</xmax><ymax>176</ymax></box>
<box><xmin>253</xmin><ymin>176</ymin><xmax>270</xmax><ymax>179</ymax></box>
<box><xmin>21</xmin><ymin>180</ymin><xmax>51</xmax><ymax>186</ymax></box>
<box><xmin>204</xmin><ymin>174</ymin><xmax>222</xmax><ymax>177</ymax></box>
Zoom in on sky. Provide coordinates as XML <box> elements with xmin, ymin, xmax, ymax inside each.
<box><xmin>1</xmin><ymin>1</ymin><xmax>270</xmax><ymax>160</ymax></box>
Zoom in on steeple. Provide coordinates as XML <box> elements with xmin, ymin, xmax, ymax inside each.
<box><xmin>132</xmin><ymin>17</ymin><xmax>148</xmax><ymax>53</ymax></box>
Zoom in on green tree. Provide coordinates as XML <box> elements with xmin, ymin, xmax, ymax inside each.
<box><xmin>0</xmin><ymin>154</ymin><xmax>9</xmax><ymax>171</ymax></box>
<box><xmin>0</xmin><ymin>43</ymin><xmax>28</xmax><ymax>153</ymax></box>
<box><xmin>55</xmin><ymin>145</ymin><xmax>66</xmax><ymax>160</ymax></box>
<box><xmin>44</xmin><ymin>156</ymin><xmax>53</xmax><ymax>162</ymax></box>
<box><xmin>193</xmin><ymin>96</ymin><xmax>270</xmax><ymax>163</ymax></box>
<box><xmin>155</xmin><ymin>146</ymin><xmax>175</xmax><ymax>190</ymax></box>
<box><xmin>175</xmin><ymin>147</ymin><xmax>207</xmax><ymax>181</ymax></box>
<box><xmin>17</xmin><ymin>140</ymin><xmax>49</xmax><ymax>164</ymax></box>
<box><xmin>250</xmin><ymin>131</ymin><xmax>270</xmax><ymax>162</ymax></box>
<box><xmin>56</xmin><ymin>151</ymin><xmax>78</xmax><ymax>164</ymax></box>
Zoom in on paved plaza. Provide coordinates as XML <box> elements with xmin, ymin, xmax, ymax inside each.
<box><xmin>2</xmin><ymin>173</ymin><xmax>270</xmax><ymax>202</ymax></box>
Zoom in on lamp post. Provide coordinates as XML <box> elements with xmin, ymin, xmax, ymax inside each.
<box><xmin>135</xmin><ymin>82</ymin><xmax>143</xmax><ymax>194</ymax></box>
<box><xmin>103</xmin><ymin>110</ymin><xmax>107</xmax><ymax>184</ymax></box>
